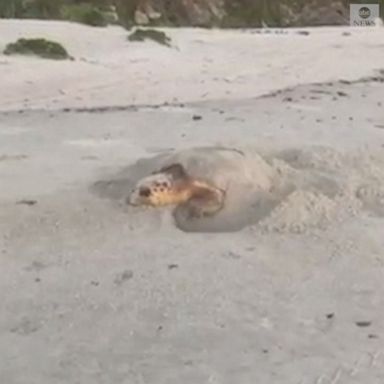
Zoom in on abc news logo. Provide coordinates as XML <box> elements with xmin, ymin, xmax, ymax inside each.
<box><xmin>350</xmin><ymin>4</ymin><xmax>380</xmax><ymax>26</ymax></box>
<box><xmin>359</xmin><ymin>6</ymin><xmax>371</xmax><ymax>19</ymax></box>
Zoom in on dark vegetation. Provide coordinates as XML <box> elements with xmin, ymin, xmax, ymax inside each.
<box><xmin>222</xmin><ymin>0</ymin><xmax>282</xmax><ymax>28</ymax></box>
<box><xmin>61</xmin><ymin>3</ymin><xmax>109</xmax><ymax>26</ymax></box>
<box><xmin>0</xmin><ymin>0</ymin><xmax>113</xmax><ymax>26</ymax></box>
<box><xmin>0</xmin><ymin>0</ymin><xmax>383</xmax><ymax>28</ymax></box>
<box><xmin>3</xmin><ymin>38</ymin><xmax>71</xmax><ymax>59</ymax></box>
<box><xmin>113</xmin><ymin>0</ymin><xmax>384</xmax><ymax>28</ymax></box>
<box><xmin>128</xmin><ymin>28</ymin><xmax>171</xmax><ymax>46</ymax></box>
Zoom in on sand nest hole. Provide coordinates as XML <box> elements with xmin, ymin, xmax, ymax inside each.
<box><xmin>92</xmin><ymin>146</ymin><xmax>384</xmax><ymax>233</ymax></box>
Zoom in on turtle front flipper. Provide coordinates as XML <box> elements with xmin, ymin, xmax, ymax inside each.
<box><xmin>183</xmin><ymin>183</ymin><xmax>225</xmax><ymax>218</ymax></box>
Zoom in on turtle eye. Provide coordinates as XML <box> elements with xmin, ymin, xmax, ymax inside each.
<box><xmin>139</xmin><ymin>187</ymin><xmax>151</xmax><ymax>197</ymax></box>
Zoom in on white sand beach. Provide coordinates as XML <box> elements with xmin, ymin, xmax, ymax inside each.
<box><xmin>1</xmin><ymin>20</ymin><xmax>384</xmax><ymax>383</ymax></box>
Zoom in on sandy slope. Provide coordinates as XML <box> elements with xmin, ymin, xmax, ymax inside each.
<box><xmin>0</xmin><ymin>20</ymin><xmax>384</xmax><ymax>111</ymax></box>
<box><xmin>1</xmin><ymin>20</ymin><xmax>384</xmax><ymax>384</ymax></box>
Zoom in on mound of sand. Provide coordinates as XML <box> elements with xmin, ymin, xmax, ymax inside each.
<box><xmin>92</xmin><ymin>145</ymin><xmax>384</xmax><ymax>233</ymax></box>
<box><xmin>259</xmin><ymin>190</ymin><xmax>337</xmax><ymax>233</ymax></box>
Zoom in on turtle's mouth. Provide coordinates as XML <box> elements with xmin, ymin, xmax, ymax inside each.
<box><xmin>127</xmin><ymin>193</ymin><xmax>153</xmax><ymax>207</ymax></box>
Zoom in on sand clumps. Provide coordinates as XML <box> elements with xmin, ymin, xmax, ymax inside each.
<box><xmin>94</xmin><ymin>145</ymin><xmax>384</xmax><ymax>233</ymax></box>
<box><xmin>259</xmin><ymin>190</ymin><xmax>338</xmax><ymax>234</ymax></box>
<box><xmin>356</xmin><ymin>184</ymin><xmax>384</xmax><ymax>217</ymax></box>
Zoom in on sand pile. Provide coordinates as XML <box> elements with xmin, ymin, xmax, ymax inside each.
<box><xmin>93</xmin><ymin>146</ymin><xmax>384</xmax><ymax>233</ymax></box>
<box><xmin>259</xmin><ymin>190</ymin><xmax>337</xmax><ymax>233</ymax></box>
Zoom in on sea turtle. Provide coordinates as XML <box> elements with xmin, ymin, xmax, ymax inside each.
<box><xmin>128</xmin><ymin>163</ymin><xmax>225</xmax><ymax>218</ymax></box>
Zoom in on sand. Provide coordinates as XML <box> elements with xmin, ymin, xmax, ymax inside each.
<box><xmin>1</xmin><ymin>20</ymin><xmax>384</xmax><ymax>384</ymax></box>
